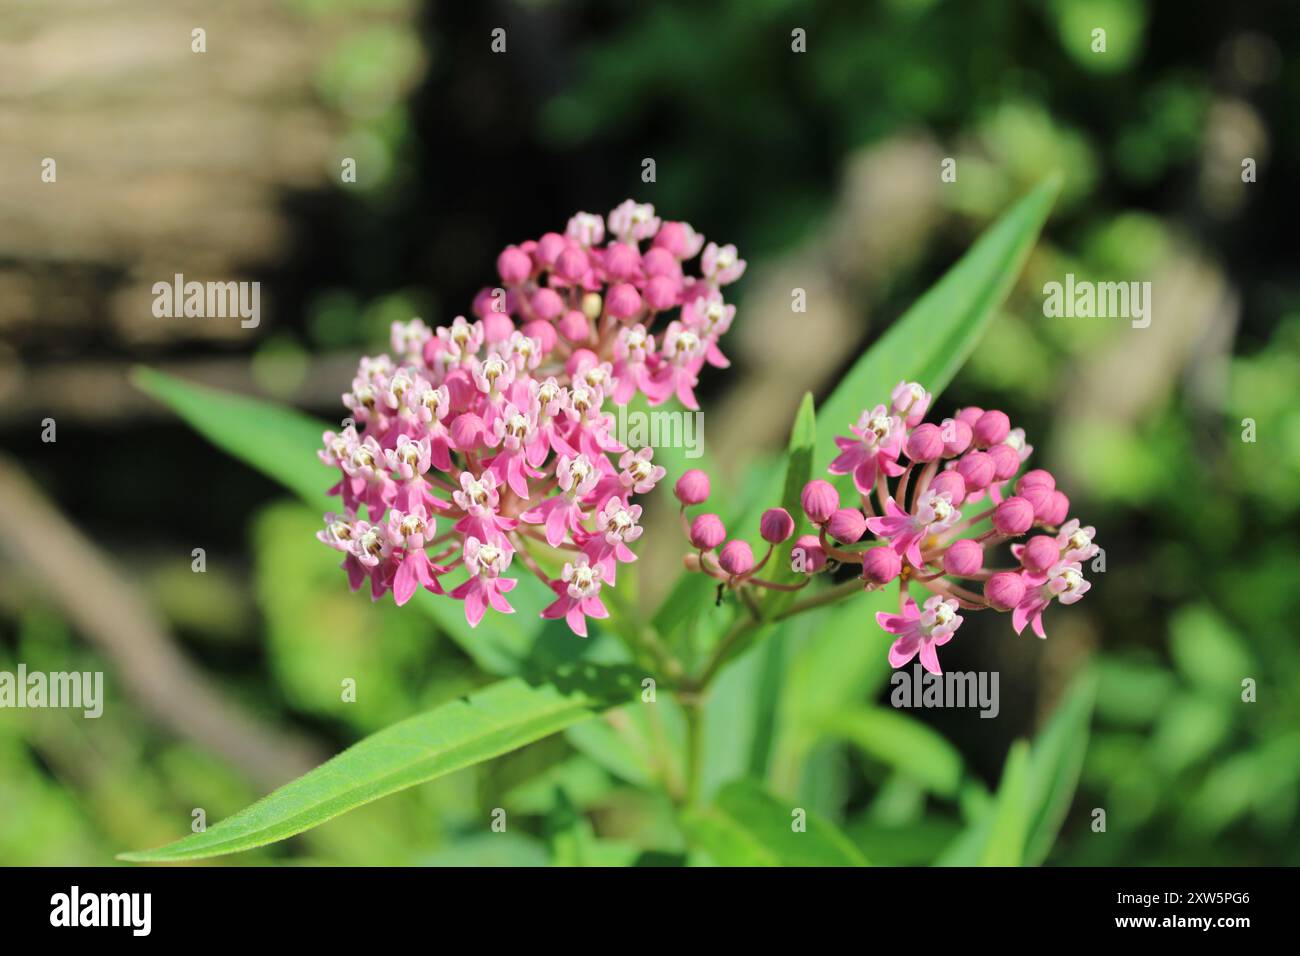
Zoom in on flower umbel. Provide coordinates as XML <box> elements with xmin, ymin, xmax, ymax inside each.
<box><xmin>318</xmin><ymin>201</ymin><xmax>744</xmax><ymax>636</ymax></box>
<box><xmin>673</xmin><ymin>381</ymin><xmax>1096</xmax><ymax>674</ymax></box>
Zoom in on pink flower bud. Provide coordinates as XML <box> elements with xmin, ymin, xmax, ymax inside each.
<box><xmin>940</xmin><ymin>418</ymin><xmax>973</xmax><ymax>457</ymax></box>
<box><xmin>602</xmin><ymin>242</ymin><xmax>642</xmax><ymax>281</ymax></box>
<box><xmin>653</xmin><ymin>221</ymin><xmax>696</xmax><ymax>258</ymax></box>
<box><xmin>905</xmin><ymin>423</ymin><xmax>944</xmax><ymax>463</ymax></box>
<box><xmin>444</xmin><ymin>369</ymin><xmax>475</xmax><ymax>408</ymax></box>
<box><xmin>450</xmin><ymin>413</ymin><xmax>485</xmax><ymax>449</ymax></box>
<box><xmin>800</xmin><ymin>479</ymin><xmax>840</xmax><ymax>524</ymax></box>
<box><xmin>535</xmin><ymin>232</ymin><xmax>566</xmax><ymax>267</ymax></box>
<box><xmin>605</xmin><ymin>283</ymin><xmax>642</xmax><ymax>320</ymax></box>
<box><xmin>557</xmin><ymin>309</ymin><xmax>590</xmax><ymax>343</ymax></box>
<box><xmin>973</xmin><ymin>410</ymin><xmax>1011</xmax><ymax>447</ymax></box>
<box><xmin>643</xmin><ymin>276</ymin><xmax>679</xmax><ymax>311</ymax></box>
<box><xmin>928</xmin><ymin>470</ymin><xmax>967</xmax><ymax>505</ymax></box>
<box><xmin>718</xmin><ymin>540</ymin><xmax>755</xmax><ymax>576</ymax></box>
<box><xmin>985</xmin><ymin>571</ymin><xmax>1026</xmax><ymax>611</ymax></box>
<box><xmin>565</xmin><ymin>349</ymin><xmax>599</xmax><ymax>377</ymax></box>
<box><xmin>521</xmin><ymin>319</ymin><xmax>557</xmax><ymax>353</ymax></box>
<box><xmin>956</xmin><ymin>406</ymin><xmax>984</xmax><ymax>427</ymax></box>
<box><xmin>862</xmin><ymin>547</ymin><xmax>901</xmax><ymax>585</ymax></box>
<box><xmin>483</xmin><ymin>312</ymin><xmax>514</xmax><ymax>343</ymax></box>
<box><xmin>1016</xmin><ymin>481</ymin><xmax>1053</xmax><ymax>514</ymax></box>
<box><xmin>530</xmin><ymin>287</ymin><xmax>565</xmax><ymax>321</ymax></box>
<box><xmin>640</xmin><ymin>246</ymin><xmax>680</xmax><ymax>279</ymax></box>
<box><xmin>987</xmin><ymin>442</ymin><xmax>1021</xmax><ymax>481</ymax></box>
<box><xmin>1017</xmin><ymin>469</ymin><xmax>1056</xmax><ymax>492</ymax></box>
<box><xmin>942</xmin><ymin>538</ymin><xmax>985</xmax><ymax>577</ymax></box>
<box><xmin>689</xmin><ymin>513</ymin><xmax>726</xmax><ymax>551</ymax></box>
<box><xmin>1020</xmin><ymin>535</ymin><xmax>1060</xmax><ymax>575</ymax></box>
<box><xmin>554</xmin><ymin>246</ymin><xmax>589</xmax><ymax>284</ymax></box>
<box><xmin>793</xmin><ymin>534</ymin><xmax>826</xmax><ymax>573</ymax></box>
<box><xmin>993</xmin><ymin>496</ymin><xmax>1035</xmax><ymax>535</ymax></box>
<box><xmin>497</xmin><ymin>246</ymin><xmax>532</xmax><ymax>285</ymax></box>
<box><xmin>760</xmin><ymin>507</ymin><xmax>796</xmax><ymax>543</ymax></box>
<box><xmin>956</xmin><ymin>451</ymin><xmax>996</xmax><ymax>491</ymax></box>
<box><xmin>1040</xmin><ymin>490</ymin><xmax>1070</xmax><ymax>526</ymax></box>
<box><xmin>675</xmin><ymin>469</ymin><xmax>711</xmax><ymax>505</ymax></box>
<box><xmin>827</xmin><ymin>507</ymin><xmax>867</xmax><ymax>543</ymax></box>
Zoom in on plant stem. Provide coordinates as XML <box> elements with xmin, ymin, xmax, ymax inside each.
<box><xmin>682</xmin><ymin>696</ymin><xmax>704</xmax><ymax>806</ymax></box>
<box><xmin>772</xmin><ymin>576</ymin><xmax>862</xmax><ymax>622</ymax></box>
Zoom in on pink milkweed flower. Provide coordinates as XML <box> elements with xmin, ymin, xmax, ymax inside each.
<box><xmin>1012</xmin><ymin>562</ymin><xmax>1091</xmax><ymax>639</ymax></box>
<box><xmin>651</xmin><ymin>321</ymin><xmax>706</xmax><ymax>410</ymax></box>
<box><xmin>385</xmin><ymin>510</ymin><xmax>447</xmax><ymax>606</ymax></box>
<box><xmin>471</xmin><ymin>351</ymin><xmax>516</xmax><ymax>403</ymax></box>
<box><xmin>382</xmin><ymin>434</ymin><xmax>439</xmax><ymax>513</ymax></box>
<box><xmin>583</xmin><ymin>496</ymin><xmax>643</xmax><ymax>583</ymax></box>
<box><xmin>349</xmin><ymin>519</ymin><xmax>396</xmax><ymax>600</ymax></box>
<box><xmin>436</xmin><ymin>315</ymin><xmax>484</xmax><ymax>364</ymax></box>
<box><xmin>340</xmin><ymin>436</ymin><xmax>397</xmax><ymax>520</ymax></box>
<box><xmin>612</xmin><ymin>325</ymin><xmax>659</xmax><ymax>403</ymax></box>
<box><xmin>618</xmin><ymin>447</ymin><xmax>666</xmax><ymax>495</ymax></box>
<box><xmin>452</xmin><ymin>470</ymin><xmax>516</xmax><ymax>541</ymax></box>
<box><xmin>1056</xmin><ymin>519</ymin><xmax>1099</xmax><ymax>564</ymax></box>
<box><xmin>318</xmin><ymin>514</ymin><xmax>369</xmax><ymax>593</ymax></box>
<box><xmin>829</xmin><ymin>405</ymin><xmax>906</xmax><ymax>494</ymax></box>
<box><xmin>877</xmin><ymin>595</ymin><xmax>963</xmax><ymax>675</ymax></box>
<box><xmin>566</xmin><ymin>211</ymin><xmax>605</xmax><ymax>247</ymax></box>
<box><xmin>890</xmin><ymin>381</ymin><xmax>932</xmax><ymax>429</ymax></box>
<box><xmin>542</xmin><ymin>555</ymin><xmax>609</xmax><ymax>638</ymax></box>
<box><xmin>486</xmin><ymin>402</ymin><xmax>544</xmax><ymax>498</ymax></box>
<box><xmin>654</xmin><ymin>221</ymin><xmax>705</xmax><ymax>260</ymax></box>
<box><xmin>701</xmin><ymin>242</ymin><xmax>746</xmax><ymax>285</ymax></box>
<box><xmin>608</xmin><ymin>200</ymin><xmax>660</xmax><ymax>243</ymax></box>
<box><xmin>682</xmin><ymin>292</ymin><xmax>736</xmax><ymax>368</ymax></box>
<box><xmin>390</xmin><ymin>319</ymin><xmax>433</xmax><ymax>364</ymax></box>
<box><xmin>449</xmin><ymin>536</ymin><xmax>517</xmax><ymax>627</ymax></box>
<box><xmin>865</xmin><ymin>490</ymin><xmax>960</xmax><ymax>568</ymax></box>
<box><xmin>521</xmin><ymin>454</ymin><xmax>600</xmax><ymax>546</ymax></box>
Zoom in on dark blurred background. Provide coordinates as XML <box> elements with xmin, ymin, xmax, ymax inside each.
<box><xmin>2</xmin><ymin>0</ymin><xmax>1298</xmax><ymax>865</ymax></box>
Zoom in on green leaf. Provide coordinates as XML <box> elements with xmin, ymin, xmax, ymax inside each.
<box><xmin>651</xmin><ymin>178</ymin><xmax>1059</xmax><ymax>669</ymax></box>
<box><xmin>817</xmin><ymin>176</ymin><xmax>1060</xmax><ymax>496</ymax></box>
<box><xmin>1023</xmin><ymin>670</ymin><xmax>1098</xmax><ymax>865</ymax></box>
<box><xmin>823</xmin><ymin>706</ymin><xmax>965</xmax><ymax>797</ymax></box>
<box><xmin>978</xmin><ymin>740</ymin><xmax>1032</xmax><ymax>866</ymax></box>
<box><xmin>120</xmin><ymin>665</ymin><xmax>641</xmax><ymax>862</ymax></box>
<box><xmin>759</xmin><ymin>392</ymin><xmax>816</xmax><ymax>620</ymax></box>
<box><xmin>682</xmin><ymin>779</ymin><xmax>868</xmax><ymax>866</ymax></box>
<box><xmin>132</xmin><ymin>366</ymin><xmax>334</xmax><ymax>513</ymax></box>
<box><xmin>1168</xmin><ymin>605</ymin><xmax>1255</xmax><ymax>698</ymax></box>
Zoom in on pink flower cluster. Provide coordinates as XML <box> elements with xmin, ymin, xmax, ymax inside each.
<box><xmin>674</xmin><ymin>382</ymin><xmax>1096</xmax><ymax>674</ymax></box>
<box><xmin>317</xmin><ymin>200</ymin><xmax>745</xmax><ymax>636</ymax></box>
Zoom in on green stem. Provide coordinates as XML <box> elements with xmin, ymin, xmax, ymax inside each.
<box><xmin>772</xmin><ymin>576</ymin><xmax>863</xmax><ymax>622</ymax></box>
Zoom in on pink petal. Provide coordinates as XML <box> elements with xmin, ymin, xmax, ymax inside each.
<box><xmin>918</xmin><ymin>641</ymin><xmax>943</xmax><ymax>675</ymax></box>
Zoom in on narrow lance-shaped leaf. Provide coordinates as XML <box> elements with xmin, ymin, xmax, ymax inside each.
<box><xmin>816</xmin><ymin>175</ymin><xmax>1061</xmax><ymax>497</ymax></box>
<box><xmin>1023</xmin><ymin>670</ymin><xmax>1098</xmax><ymax>865</ymax></box>
<box><xmin>650</xmin><ymin>177</ymin><xmax>1059</xmax><ymax>658</ymax></box>
<box><xmin>682</xmin><ymin>779</ymin><xmax>869</xmax><ymax>867</ymax></box>
<box><xmin>121</xmin><ymin>665</ymin><xmax>643</xmax><ymax>862</ymax></box>
<box><xmin>759</xmin><ymin>392</ymin><xmax>816</xmax><ymax>619</ymax></box>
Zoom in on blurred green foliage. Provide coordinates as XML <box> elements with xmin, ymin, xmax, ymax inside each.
<box><xmin>4</xmin><ymin>0</ymin><xmax>1298</xmax><ymax>865</ymax></box>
